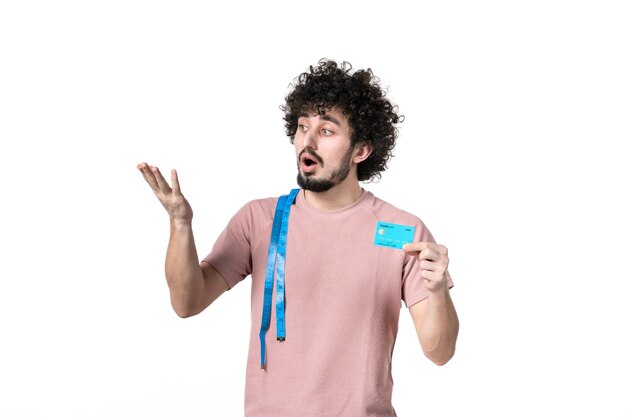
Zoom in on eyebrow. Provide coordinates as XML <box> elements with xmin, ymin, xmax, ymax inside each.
<box><xmin>299</xmin><ymin>112</ymin><xmax>342</xmax><ymax>127</ymax></box>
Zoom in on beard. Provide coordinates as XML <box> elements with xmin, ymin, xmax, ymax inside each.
<box><xmin>296</xmin><ymin>144</ymin><xmax>355</xmax><ymax>193</ymax></box>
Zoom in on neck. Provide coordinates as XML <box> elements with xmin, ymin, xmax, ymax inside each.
<box><xmin>302</xmin><ymin>177</ymin><xmax>364</xmax><ymax>211</ymax></box>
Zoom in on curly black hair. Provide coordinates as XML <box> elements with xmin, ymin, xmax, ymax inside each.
<box><xmin>281</xmin><ymin>58</ymin><xmax>404</xmax><ymax>182</ymax></box>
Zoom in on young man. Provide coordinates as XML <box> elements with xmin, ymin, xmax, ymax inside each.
<box><xmin>137</xmin><ymin>59</ymin><xmax>458</xmax><ymax>417</ymax></box>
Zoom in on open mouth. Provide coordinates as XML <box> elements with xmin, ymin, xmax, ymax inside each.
<box><xmin>301</xmin><ymin>154</ymin><xmax>319</xmax><ymax>167</ymax></box>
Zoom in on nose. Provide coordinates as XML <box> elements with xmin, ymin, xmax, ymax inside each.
<box><xmin>302</xmin><ymin>127</ymin><xmax>318</xmax><ymax>150</ymax></box>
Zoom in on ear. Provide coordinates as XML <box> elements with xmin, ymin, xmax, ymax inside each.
<box><xmin>352</xmin><ymin>141</ymin><xmax>373</xmax><ymax>164</ymax></box>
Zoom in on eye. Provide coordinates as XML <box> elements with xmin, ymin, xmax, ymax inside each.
<box><xmin>321</xmin><ymin>128</ymin><xmax>333</xmax><ymax>135</ymax></box>
<box><xmin>298</xmin><ymin>124</ymin><xmax>309</xmax><ymax>132</ymax></box>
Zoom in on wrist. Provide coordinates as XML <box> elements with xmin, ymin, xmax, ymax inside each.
<box><xmin>427</xmin><ymin>285</ymin><xmax>449</xmax><ymax>302</ymax></box>
<box><xmin>170</xmin><ymin>217</ymin><xmax>192</xmax><ymax>230</ymax></box>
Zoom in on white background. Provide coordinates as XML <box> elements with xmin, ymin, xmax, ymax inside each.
<box><xmin>1</xmin><ymin>1</ymin><xmax>625</xmax><ymax>416</ymax></box>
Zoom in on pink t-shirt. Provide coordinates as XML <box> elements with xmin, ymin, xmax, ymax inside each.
<box><xmin>202</xmin><ymin>188</ymin><xmax>453</xmax><ymax>417</ymax></box>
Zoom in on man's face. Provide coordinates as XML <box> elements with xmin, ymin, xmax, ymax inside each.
<box><xmin>294</xmin><ymin>108</ymin><xmax>356</xmax><ymax>193</ymax></box>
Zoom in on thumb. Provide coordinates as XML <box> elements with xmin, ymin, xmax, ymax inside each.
<box><xmin>171</xmin><ymin>169</ymin><xmax>182</xmax><ymax>194</ymax></box>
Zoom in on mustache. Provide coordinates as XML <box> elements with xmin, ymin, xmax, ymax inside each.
<box><xmin>299</xmin><ymin>148</ymin><xmax>324</xmax><ymax>166</ymax></box>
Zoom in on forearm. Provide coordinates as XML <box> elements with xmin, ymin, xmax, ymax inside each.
<box><xmin>165</xmin><ymin>219</ymin><xmax>204</xmax><ymax>317</ymax></box>
<box><xmin>419</xmin><ymin>288</ymin><xmax>459</xmax><ymax>365</ymax></box>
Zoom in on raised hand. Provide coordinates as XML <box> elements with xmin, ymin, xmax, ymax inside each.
<box><xmin>137</xmin><ymin>162</ymin><xmax>193</xmax><ymax>224</ymax></box>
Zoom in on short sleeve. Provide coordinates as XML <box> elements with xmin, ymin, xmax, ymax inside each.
<box><xmin>401</xmin><ymin>219</ymin><xmax>454</xmax><ymax>308</ymax></box>
<box><xmin>201</xmin><ymin>202</ymin><xmax>254</xmax><ymax>290</ymax></box>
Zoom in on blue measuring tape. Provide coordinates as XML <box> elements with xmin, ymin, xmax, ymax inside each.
<box><xmin>259</xmin><ymin>188</ymin><xmax>300</xmax><ymax>369</ymax></box>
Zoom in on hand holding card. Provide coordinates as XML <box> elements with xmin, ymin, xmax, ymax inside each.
<box><xmin>402</xmin><ymin>241</ymin><xmax>450</xmax><ymax>293</ymax></box>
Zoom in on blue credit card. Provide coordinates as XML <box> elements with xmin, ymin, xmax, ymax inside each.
<box><xmin>373</xmin><ymin>221</ymin><xmax>416</xmax><ymax>249</ymax></box>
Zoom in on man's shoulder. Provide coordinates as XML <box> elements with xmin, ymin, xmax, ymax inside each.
<box><xmin>244</xmin><ymin>195</ymin><xmax>280</xmax><ymax>208</ymax></box>
<box><xmin>223</xmin><ymin>195</ymin><xmax>280</xmax><ymax>232</ymax></box>
<box><xmin>367</xmin><ymin>192</ymin><xmax>425</xmax><ymax>228</ymax></box>
<box><xmin>230</xmin><ymin>194</ymin><xmax>284</xmax><ymax>224</ymax></box>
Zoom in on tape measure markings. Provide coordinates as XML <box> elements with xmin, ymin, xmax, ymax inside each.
<box><xmin>259</xmin><ymin>188</ymin><xmax>300</xmax><ymax>369</ymax></box>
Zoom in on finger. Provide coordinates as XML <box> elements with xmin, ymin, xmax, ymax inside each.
<box><xmin>421</xmin><ymin>269</ymin><xmax>437</xmax><ymax>280</ymax></box>
<box><xmin>402</xmin><ymin>241</ymin><xmax>438</xmax><ymax>254</ymax></box>
<box><xmin>418</xmin><ymin>260</ymin><xmax>437</xmax><ymax>271</ymax></box>
<box><xmin>419</xmin><ymin>248</ymin><xmax>442</xmax><ymax>262</ymax></box>
<box><xmin>171</xmin><ymin>169</ymin><xmax>182</xmax><ymax>194</ymax></box>
<box><xmin>151</xmin><ymin>166</ymin><xmax>172</xmax><ymax>193</ymax></box>
<box><xmin>421</xmin><ymin>269</ymin><xmax>447</xmax><ymax>285</ymax></box>
<box><xmin>138</xmin><ymin>163</ymin><xmax>160</xmax><ymax>192</ymax></box>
